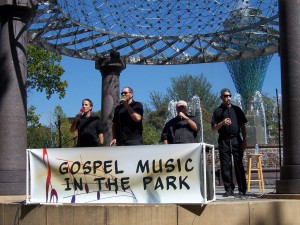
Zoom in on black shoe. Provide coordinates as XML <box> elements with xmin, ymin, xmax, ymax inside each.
<box><xmin>223</xmin><ymin>190</ymin><xmax>234</xmax><ymax>197</ymax></box>
<box><xmin>238</xmin><ymin>191</ymin><xmax>246</xmax><ymax>198</ymax></box>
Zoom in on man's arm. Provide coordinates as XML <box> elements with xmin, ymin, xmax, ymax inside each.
<box><xmin>122</xmin><ymin>102</ymin><xmax>142</xmax><ymax>122</ymax></box>
<box><xmin>126</xmin><ymin>105</ymin><xmax>142</xmax><ymax>122</ymax></box>
<box><xmin>161</xmin><ymin>123</ymin><xmax>169</xmax><ymax>144</ymax></box>
<box><xmin>212</xmin><ymin>118</ymin><xmax>231</xmax><ymax>131</ymax></box>
<box><xmin>187</xmin><ymin>118</ymin><xmax>198</xmax><ymax>131</ymax></box>
<box><xmin>110</xmin><ymin>123</ymin><xmax>117</xmax><ymax>146</ymax></box>
<box><xmin>98</xmin><ymin>133</ymin><xmax>104</xmax><ymax>146</ymax></box>
<box><xmin>178</xmin><ymin>112</ymin><xmax>199</xmax><ymax>131</ymax></box>
<box><xmin>241</xmin><ymin>124</ymin><xmax>247</xmax><ymax>140</ymax></box>
<box><xmin>240</xmin><ymin>123</ymin><xmax>247</xmax><ymax>151</ymax></box>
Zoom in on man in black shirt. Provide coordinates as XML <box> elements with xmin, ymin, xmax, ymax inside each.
<box><xmin>110</xmin><ymin>87</ymin><xmax>143</xmax><ymax>146</ymax></box>
<box><xmin>211</xmin><ymin>88</ymin><xmax>247</xmax><ymax>197</ymax></box>
<box><xmin>161</xmin><ymin>100</ymin><xmax>200</xmax><ymax>144</ymax></box>
<box><xmin>71</xmin><ymin>99</ymin><xmax>104</xmax><ymax>147</ymax></box>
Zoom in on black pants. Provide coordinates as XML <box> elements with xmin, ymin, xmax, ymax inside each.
<box><xmin>120</xmin><ymin>139</ymin><xmax>143</xmax><ymax>146</ymax></box>
<box><xmin>218</xmin><ymin>137</ymin><xmax>247</xmax><ymax>193</ymax></box>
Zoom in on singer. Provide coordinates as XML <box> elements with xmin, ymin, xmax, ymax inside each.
<box><xmin>211</xmin><ymin>88</ymin><xmax>247</xmax><ymax>198</ymax></box>
<box><xmin>70</xmin><ymin>99</ymin><xmax>104</xmax><ymax>147</ymax></box>
<box><xmin>160</xmin><ymin>100</ymin><xmax>200</xmax><ymax>144</ymax></box>
<box><xmin>110</xmin><ymin>87</ymin><xmax>143</xmax><ymax>146</ymax></box>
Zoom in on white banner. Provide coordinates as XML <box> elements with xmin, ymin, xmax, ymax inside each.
<box><xmin>27</xmin><ymin>143</ymin><xmax>215</xmax><ymax>204</ymax></box>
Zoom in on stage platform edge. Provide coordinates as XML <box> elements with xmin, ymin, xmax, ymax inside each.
<box><xmin>1</xmin><ymin>194</ymin><xmax>300</xmax><ymax>225</ymax></box>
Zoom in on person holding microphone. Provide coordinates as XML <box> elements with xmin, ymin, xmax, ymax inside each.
<box><xmin>211</xmin><ymin>88</ymin><xmax>247</xmax><ymax>197</ymax></box>
<box><xmin>70</xmin><ymin>98</ymin><xmax>104</xmax><ymax>147</ymax></box>
<box><xmin>161</xmin><ymin>100</ymin><xmax>200</xmax><ymax>144</ymax></box>
<box><xmin>110</xmin><ymin>87</ymin><xmax>144</xmax><ymax>146</ymax></box>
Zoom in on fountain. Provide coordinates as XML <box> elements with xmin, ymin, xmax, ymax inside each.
<box><xmin>231</xmin><ymin>93</ymin><xmax>243</xmax><ymax>110</ymax></box>
<box><xmin>165</xmin><ymin>100</ymin><xmax>177</xmax><ymax>123</ymax></box>
<box><xmin>220</xmin><ymin>1</ymin><xmax>271</xmax><ymax>146</ymax></box>
<box><xmin>232</xmin><ymin>92</ymin><xmax>267</xmax><ymax>145</ymax></box>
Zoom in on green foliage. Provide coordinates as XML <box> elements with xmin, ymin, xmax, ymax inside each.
<box><xmin>27</xmin><ymin>105</ymin><xmax>53</xmax><ymax>148</ymax></box>
<box><xmin>167</xmin><ymin>74</ymin><xmax>219</xmax><ymax>112</ymax></box>
<box><xmin>148</xmin><ymin>91</ymin><xmax>170</xmax><ymax>110</ymax></box>
<box><xmin>27</xmin><ymin>105</ymin><xmax>76</xmax><ymax>148</ymax></box>
<box><xmin>27</xmin><ymin>124</ymin><xmax>53</xmax><ymax>149</ymax></box>
<box><xmin>27</xmin><ymin>105</ymin><xmax>41</xmax><ymax>127</ymax></box>
<box><xmin>143</xmin><ymin>121</ymin><xmax>161</xmax><ymax>145</ymax></box>
<box><xmin>142</xmin><ymin>74</ymin><xmax>220</xmax><ymax>145</ymax></box>
<box><xmin>92</xmin><ymin>109</ymin><xmax>102</xmax><ymax>118</ymax></box>
<box><xmin>145</xmin><ymin>92</ymin><xmax>170</xmax><ymax>131</ymax></box>
<box><xmin>53</xmin><ymin>105</ymin><xmax>77</xmax><ymax>148</ymax></box>
<box><xmin>27</xmin><ymin>44</ymin><xmax>67</xmax><ymax>99</ymax></box>
<box><xmin>27</xmin><ymin>45</ymin><xmax>72</xmax><ymax>148</ymax></box>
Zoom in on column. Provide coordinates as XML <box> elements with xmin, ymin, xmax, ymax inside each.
<box><xmin>0</xmin><ymin>2</ymin><xmax>36</xmax><ymax>195</ymax></box>
<box><xmin>95</xmin><ymin>52</ymin><xmax>126</xmax><ymax>146</ymax></box>
<box><xmin>276</xmin><ymin>1</ymin><xmax>300</xmax><ymax>193</ymax></box>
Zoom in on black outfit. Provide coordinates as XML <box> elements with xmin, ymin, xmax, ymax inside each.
<box><xmin>161</xmin><ymin>115</ymin><xmax>200</xmax><ymax>144</ymax></box>
<box><xmin>77</xmin><ymin>115</ymin><xmax>103</xmax><ymax>147</ymax></box>
<box><xmin>112</xmin><ymin>100</ymin><xmax>143</xmax><ymax>146</ymax></box>
<box><xmin>211</xmin><ymin>104</ymin><xmax>247</xmax><ymax>194</ymax></box>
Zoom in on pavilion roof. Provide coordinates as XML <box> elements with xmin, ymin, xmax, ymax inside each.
<box><xmin>29</xmin><ymin>0</ymin><xmax>279</xmax><ymax>65</ymax></box>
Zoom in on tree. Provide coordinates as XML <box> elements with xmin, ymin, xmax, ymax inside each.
<box><xmin>53</xmin><ymin>105</ymin><xmax>77</xmax><ymax>148</ymax></box>
<box><xmin>27</xmin><ymin>44</ymin><xmax>69</xmax><ymax>148</ymax></box>
<box><xmin>142</xmin><ymin>121</ymin><xmax>161</xmax><ymax>145</ymax></box>
<box><xmin>27</xmin><ymin>105</ymin><xmax>76</xmax><ymax>148</ymax></box>
<box><xmin>27</xmin><ymin>106</ymin><xmax>53</xmax><ymax>148</ymax></box>
<box><xmin>27</xmin><ymin>105</ymin><xmax>41</xmax><ymax>127</ymax></box>
<box><xmin>146</xmin><ymin>91</ymin><xmax>170</xmax><ymax>131</ymax></box>
<box><xmin>143</xmin><ymin>74</ymin><xmax>220</xmax><ymax>145</ymax></box>
<box><xmin>27</xmin><ymin>44</ymin><xmax>67</xmax><ymax>99</ymax></box>
<box><xmin>27</xmin><ymin>105</ymin><xmax>52</xmax><ymax>148</ymax></box>
<box><xmin>167</xmin><ymin>74</ymin><xmax>219</xmax><ymax>112</ymax></box>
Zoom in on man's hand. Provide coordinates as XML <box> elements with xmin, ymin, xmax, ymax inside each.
<box><xmin>178</xmin><ymin>111</ymin><xmax>187</xmax><ymax>119</ymax></box>
<box><xmin>110</xmin><ymin>139</ymin><xmax>117</xmax><ymax>146</ymax></box>
<box><xmin>224</xmin><ymin>118</ymin><xmax>231</xmax><ymax>125</ymax></box>
<box><xmin>119</xmin><ymin>96</ymin><xmax>127</xmax><ymax>105</ymax></box>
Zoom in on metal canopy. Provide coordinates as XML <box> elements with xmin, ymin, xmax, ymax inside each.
<box><xmin>29</xmin><ymin>0</ymin><xmax>279</xmax><ymax>65</ymax></box>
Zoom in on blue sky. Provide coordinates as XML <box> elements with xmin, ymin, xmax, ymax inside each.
<box><xmin>28</xmin><ymin>53</ymin><xmax>281</xmax><ymax>125</ymax></box>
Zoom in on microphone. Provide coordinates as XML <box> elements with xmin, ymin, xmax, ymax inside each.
<box><xmin>228</xmin><ymin>106</ymin><xmax>232</xmax><ymax>125</ymax></box>
<box><xmin>120</xmin><ymin>96</ymin><xmax>126</xmax><ymax>104</ymax></box>
<box><xmin>80</xmin><ymin>107</ymin><xmax>85</xmax><ymax>116</ymax></box>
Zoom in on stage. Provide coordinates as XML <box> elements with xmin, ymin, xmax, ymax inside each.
<box><xmin>1</xmin><ymin>185</ymin><xmax>300</xmax><ymax>225</ymax></box>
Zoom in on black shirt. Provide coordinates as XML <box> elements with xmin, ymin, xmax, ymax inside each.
<box><xmin>77</xmin><ymin>115</ymin><xmax>103</xmax><ymax>147</ymax></box>
<box><xmin>211</xmin><ymin>104</ymin><xmax>247</xmax><ymax>138</ymax></box>
<box><xmin>112</xmin><ymin>100</ymin><xmax>143</xmax><ymax>145</ymax></box>
<box><xmin>161</xmin><ymin>115</ymin><xmax>200</xmax><ymax>144</ymax></box>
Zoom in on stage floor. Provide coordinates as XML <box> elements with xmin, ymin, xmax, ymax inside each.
<box><xmin>0</xmin><ymin>186</ymin><xmax>300</xmax><ymax>203</ymax></box>
<box><xmin>0</xmin><ymin>185</ymin><xmax>281</xmax><ymax>202</ymax></box>
<box><xmin>0</xmin><ymin>185</ymin><xmax>287</xmax><ymax>203</ymax></box>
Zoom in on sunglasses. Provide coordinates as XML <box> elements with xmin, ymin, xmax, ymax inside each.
<box><xmin>121</xmin><ymin>91</ymin><xmax>131</xmax><ymax>95</ymax></box>
<box><xmin>176</xmin><ymin>106</ymin><xmax>186</xmax><ymax>109</ymax></box>
<box><xmin>223</xmin><ymin>94</ymin><xmax>231</xmax><ymax>97</ymax></box>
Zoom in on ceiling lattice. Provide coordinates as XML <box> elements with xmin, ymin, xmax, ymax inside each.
<box><xmin>29</xmin><ymin>0</ymin><xmax>279</xmax><ymax>65</ymax></box>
